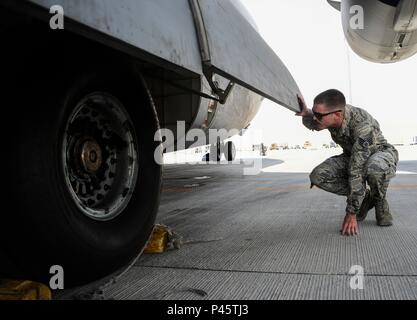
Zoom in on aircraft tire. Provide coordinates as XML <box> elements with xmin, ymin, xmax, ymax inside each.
<box><xmin>4</xmin><ymin>71</ymin><xmax>162</xmax><ymax>287</ymax></box>
<box><xmin>225</xmin><ymin>141</ymin><xmax>236</xmax><ymax>161</ymax></box>
<box><xmin>210</xmin><ymin>143</ymin><xmax>222</xmax><ymax>162</ymax></box>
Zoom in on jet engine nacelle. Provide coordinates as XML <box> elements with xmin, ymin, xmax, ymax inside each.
<box><xmin>340</xmin><ymin>0</ymin><xmax>417</xmax><ymax>63</ymax></box>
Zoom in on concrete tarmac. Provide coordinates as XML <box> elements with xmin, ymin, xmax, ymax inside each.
<box><xmin>102</xmin><ymin>147</ymin><xmax>417</xmax><ymax>300</ymax></box>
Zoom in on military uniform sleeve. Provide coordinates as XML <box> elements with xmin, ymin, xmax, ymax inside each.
<box><xmin>346</xmin><ymin>121</ymin><xmax>375</xmax><ymax>214</ymax></box>
<box><xmin>302</xmin><ymin>115</ymin><xmax>316</xmax><ymax>130</ymax></box>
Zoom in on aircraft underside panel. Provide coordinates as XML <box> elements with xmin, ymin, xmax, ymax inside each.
<box><xmin>28</xmin><ymin>0</ymin><xmax>204</xmax><ymax>75</ymax></box>
<box><xmin>27</xmin><ymin>0</ymin><xmax>302</xmax><ymax>112</ymax></box>
<box><xmin>198</xmin><ymin>0</ymin><xmax>302</xmax><ymax>112</ymax></box>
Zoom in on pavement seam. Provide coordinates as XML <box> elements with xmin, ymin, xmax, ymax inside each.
<box><xmin>134</xmin><ymin>265</ymin><xmax>417</xmax><ymax>278</ymax></box>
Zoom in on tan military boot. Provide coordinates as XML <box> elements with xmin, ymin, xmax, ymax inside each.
<box><xmin>375</xmin><ymin>198</ymin><xmax>393</xmax><ymax>226</ymax></box>
<box><xmin>357</xmin><ymin>189</ymin><xmax>375</xmax><ymax>222</ymax></box>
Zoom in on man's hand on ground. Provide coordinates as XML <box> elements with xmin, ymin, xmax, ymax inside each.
<box><xmin>295</xmin><ymin>94</ymin><xmax>310</xmax><ymax>117</ymax></box>
<box><xmin>340</xmin><ymin>213</ymin><xmax>359</xmax><ymax>236</ymax></box>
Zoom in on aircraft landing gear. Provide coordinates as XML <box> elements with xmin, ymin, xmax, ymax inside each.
<box><xmin>224</xmin><ymin>141</ymin><xmax>236</xmax><ymax>161</ymax></box>
<box><xmin>209</xmin><ymin>140</ymin><xmax>223</xmax><ymax>162</ymax></box>
<box><xmin>6</xmin><ymin>70</ymin><xmax>162</xmax><ymax>287</ymax></box>
<box><xmin>208</xmin><ymin>140</ymin><xmax>236</xmax><ymax>162</ymax></box>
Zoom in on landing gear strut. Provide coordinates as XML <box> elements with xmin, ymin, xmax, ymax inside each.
<box><xmin>209</xmin><ymin>139</ymin><xmax>223</xmax><ymax>162</ymax></box>
<box><xmin>224</xmin><ymin>141</ymin><xmax>236</xmax><ymax>161</ymax></box>
<box><xmin>208</xmin><ymin>139</ymin><xmax>236</xmax><ymax>162</ymax></box>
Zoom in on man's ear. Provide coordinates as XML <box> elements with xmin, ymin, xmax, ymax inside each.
<box><xmin>336</xmin><ymin>111</ymin><xmax>344</xmax><ymax>120</ymax></box>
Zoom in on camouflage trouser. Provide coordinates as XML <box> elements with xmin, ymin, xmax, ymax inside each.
<box><xmin>309</xmin><ymin>150</ymin><xmax>398</xmax><ymax>201</ymax></box>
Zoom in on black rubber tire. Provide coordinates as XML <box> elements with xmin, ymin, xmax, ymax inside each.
<box><xmin>210</xmin><ymin>143</ymin><xmax>222</xmax><ymax>162</ymax></box>
<box><xmin>4</xmin><ymin>70</ymin><xmax>162</xmax><ymax>287</ymax></box>
<box><xmin>224</xmin><ymin>141</ymin><xmax>236</xmax><ymax>161</ymax></box>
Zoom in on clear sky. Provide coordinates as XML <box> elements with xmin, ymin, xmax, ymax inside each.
<box><xmin>240</xmin><ymin>0</ymin><xmax>417</xmax><ymax>147</ymax></box>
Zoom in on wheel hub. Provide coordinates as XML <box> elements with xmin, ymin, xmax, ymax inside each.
<box><xmin>62</xmin><ymin>92</ymin><xmax>139</xmax><ymax>221</ymax></box>
<box><xmin>79</xmin><ymin>138</ymin><xmax>102</xmax><ymax>174</ymax></box>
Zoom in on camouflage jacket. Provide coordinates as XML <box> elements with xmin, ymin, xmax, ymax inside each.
<box><xmin>303</xmin><ymin>104</ymin><xmax>398</xmax><ymax>214</ymax></box>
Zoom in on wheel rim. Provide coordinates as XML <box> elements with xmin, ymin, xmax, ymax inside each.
<box><xmin>62</xmin><ymin>92</ymin><xmax>138</xmax><ymax>221</ymax></box>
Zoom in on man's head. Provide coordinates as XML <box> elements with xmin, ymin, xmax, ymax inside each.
<box><xmin>312</xmin><ymin>89</ymin><xmax>346</xmax><ymax>130</ymax></box>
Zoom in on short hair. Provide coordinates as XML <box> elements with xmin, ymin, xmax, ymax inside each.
<box><xmin>314</xmin><ymin>89</ymin><xmax>346</xmax><ymax>111</ymax></box>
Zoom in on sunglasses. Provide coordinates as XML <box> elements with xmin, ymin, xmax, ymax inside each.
<box><xmin>312</xmin><ymin>110</ymin><xmax>342</xmax><ymax>120</ymax></box>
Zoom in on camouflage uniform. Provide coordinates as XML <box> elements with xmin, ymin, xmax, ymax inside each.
<box><xmin>303</xmin><ymin>105</ymin><xmax>399</xmax><ymax>215</ymax></box>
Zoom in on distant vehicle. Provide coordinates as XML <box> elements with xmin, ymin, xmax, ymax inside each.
<box><xmin>294</xmin><ymin>145</ymin><xmax>301</xmax><ymax>150</ymax></box>
<box><xmin>270</xmin><ymin>143</ymin><xmax>279</xmax><ymax>150</ymax></box>
<box><xmin>322</xmin><ymin>144</ymin><xmax>330</xmax><ymax>149</ymax></box>
<box><xmin>303</xmin><ymin>141</ymin><xmax>313</xmax><ymax>149</ymax></box>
